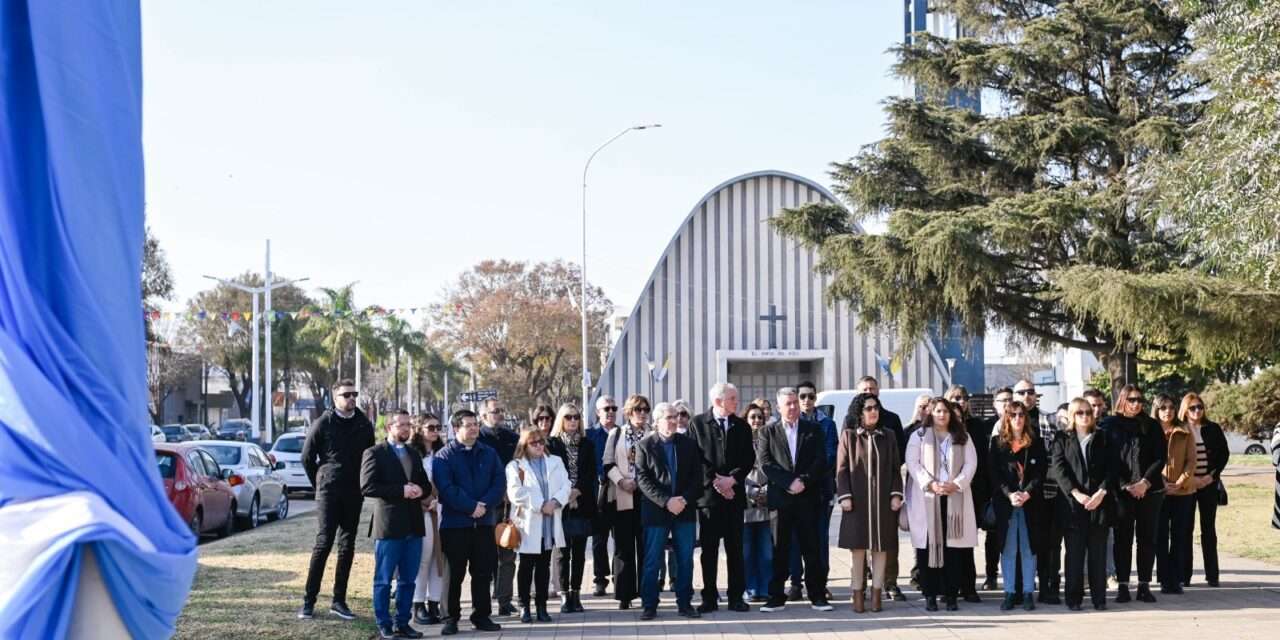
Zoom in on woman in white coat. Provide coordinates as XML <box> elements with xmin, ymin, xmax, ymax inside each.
<box><xmin>506</xmin><ymin>428</ymin><xmax>570</xmax><ymax>624</ymax></box>
<box><xmin>906</xmin><ymin>397</ymin><xmax>978</xmax><ymax>612</ymax></box>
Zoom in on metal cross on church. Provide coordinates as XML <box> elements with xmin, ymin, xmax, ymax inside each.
<box><xmin>758</xmin><ymin>304</ymin><xmax>787</xmax><ymax>349</ymax></box>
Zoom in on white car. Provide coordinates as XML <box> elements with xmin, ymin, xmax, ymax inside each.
<box><xmin>199</xmin><ymin>442</ymin><xmax>289</xmax><ymax>528</ymax></box>
<box><xmin>269</xmin><ymin>432</ymin><xmax>313</xmax><ymax>493</ymax></box>
<box><xmin>151</xmin><ymin>425</ymin><xmax>165</xmax><ymax>443</ymax></box>
<box><xmin>1226</xmin><ymin>430</ymin><xmax>1273</xmax><ymax>456</ymax></box>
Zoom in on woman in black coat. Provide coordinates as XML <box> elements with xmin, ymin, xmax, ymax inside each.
<box><xmin>548</xmin><ymin>403</ymin><xmax>598</xmax><ymax>613</ymax></box>
<box><xmin>1177</xmin><ymin>392</ymin><xmax>1229</xmax><ymax>587</ymax></box>
<box><xmin>988</xmin><ymin>400</ymin><xmax>1046</xmax><ymax>610</ymax></box>
<box><xmin>1051</xmin><ymin>398</ymin><xmax>1118</xmax><ymax>611</ymax></box>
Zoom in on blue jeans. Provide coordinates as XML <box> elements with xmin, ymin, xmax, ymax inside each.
<box><xmin>1001</xmin><ymin>509</ymin><xmax>1036</xmax><ymax>594</ymax></box>
<box><xmin>743</xmin><ymin>521</ymin><xmax>773</xmax><ymax>597</ymax></box>
<box><xmin>642</xmin><ymin>520</ymin><xmax>695</xmax><ymax>610</ymax></box>
<box><xmin>790</xmin><ymin>502</ymin><xmax>831</xmax><ymax>587</ymax></box>
<box><xmin>374</xmin><ymin>536</ymin><xmax>424</xmax><ymax>628</ymax></box>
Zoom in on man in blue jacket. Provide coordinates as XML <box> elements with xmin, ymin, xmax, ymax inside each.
<box><xmin>433</xmin><ymin>409</ymin><xmax>505</xmax><ymax>636</ymax></box>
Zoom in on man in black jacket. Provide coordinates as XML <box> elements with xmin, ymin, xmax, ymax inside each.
<box><xmin>688</xmin><ymin>382</ymin><xmax>755</xmax><ymax>613</ymax></box>
<box><xmin>634</xmin><ymin>402</ymin><xmax>705</xmax><ymax>620</ymax></box>
<box><xmin>361</xmin><ymin>410</ymin><xmax>431</xmax><ymax>639</ymax></box>
<box><xmin>477</xmin><ymin>398</ymin><xmax>520</xmax><ymax>616</ymax></box>
<box><xmin>299</xmin><ymin>379</ymin><xmax>377</xmax><ymax>621</ymax></box>
<box><xmin>757</xmin><ymin>387</ymin><xmax>833</xmax><ymax>612</ymax></box>
<box><xmin>1101</xmin><ymin>385</ymin><xmax>1167</xmax><ymax>603</ymax></box>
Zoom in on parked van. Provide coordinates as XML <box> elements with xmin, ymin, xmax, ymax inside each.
<box><xmin>816</xmin><ymin>387</ymin><xmax>934</xmax><ymax>429</ymax></box>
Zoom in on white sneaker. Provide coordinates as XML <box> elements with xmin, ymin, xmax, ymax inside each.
<box><xmin>759</xmin><ymin>601</ymin><xmax>787</xmax><ymax>612</ymax></box>
<box><xmin>810</xmin><ymin>601</ymin><xmax>834</xmax><ymax>612</ymax></box>
<box><xmin>1107</xmin><ymin>576</ymin><xmax>1119</xmax><ymax>589</ymax></box>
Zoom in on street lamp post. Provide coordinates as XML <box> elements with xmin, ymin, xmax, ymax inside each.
<box><xmin>580</xmin><ymin>124</ymin><xmax>660</xmax><ymax>407</ymax></box>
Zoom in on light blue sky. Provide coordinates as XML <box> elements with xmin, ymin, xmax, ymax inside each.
<box><xmin>143</xmin><ymin>0</ymin><xmax>905</xmax><ymax>319</ymax></box>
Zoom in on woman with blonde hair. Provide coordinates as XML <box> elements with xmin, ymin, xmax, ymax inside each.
<box><xmin>1177</xmin><ymin>392</ymin><xmax>1228</xmax><ymax>586</ymax></box>
<box><xmin>988</xmin><ymin>400</ymin><xmax>1046</xmax><ymax>610</ymax></box>
<box><xmin>602</xmin><ymin>394</ymin><xmax>651</xmax><ymax>609</ymax></box>
<box><xmin>547</xmin><ymin>403</ymin><xmax>597</xmax><ymax>613</ymax></box>
<box><xmin>506</xmin><ymin>427</ymin><xmax>571</xmax><ymax>623</ymax></box>
<box><xmin>906</xmin><ymin>397</ymin><xmax>977</xmax><ymax>612</ymax></box>
<box><xmin>1051</xmin><ymin>398</ymin><xmax>1117</xmax><ymax>611</ymax></box>
<box><xmin>1153</xmin><ymin>394</ymin><xmax>1196</xmax><ymax>594</ymax></box>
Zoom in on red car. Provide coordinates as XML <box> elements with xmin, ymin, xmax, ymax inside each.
<box><xmin>155</xmin><ymin>442</ymin><xmax>238</xmax><ymax>538</ymax></box>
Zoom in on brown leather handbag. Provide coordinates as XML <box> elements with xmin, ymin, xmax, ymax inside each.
<box><xmin>495</xmin><ymin>466</ymin><xmax>525</xmax><ymax>550</ymax></box>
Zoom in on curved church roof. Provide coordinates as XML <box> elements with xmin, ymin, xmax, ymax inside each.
<box><xmin>595</xmin><ymin>170</ymin><xmax>950</xmax><ymax>407</ymax></box>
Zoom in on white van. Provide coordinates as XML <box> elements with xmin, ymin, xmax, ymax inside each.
<box><xmin>816</xmin><ymin>387</ymin><xmax>934</xmax><ymax>429</ymax></box>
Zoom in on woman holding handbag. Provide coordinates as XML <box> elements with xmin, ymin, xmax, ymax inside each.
<box><xmin>602</xmin><ymin>394</ymin><xmax>650</xmax><ymax>609</ymax></box>
<box><xmin>506</xmin><ymin>428</ymin><xmax>571</xmax><ymax>623</ymax></box>
<box><xmin>835</xmin><ymin>393</ymin><xmax>903</xmax><ymax>613</ymax></box>
<box><xmin>547</xmin><ymin>403</ymin><xmax>597</xmax><ymax>613</ymax></box>
<box><xmin>1178</xmin><ymin>392</ymin><xmax>1228</xmax><ymax>586</ymax></box>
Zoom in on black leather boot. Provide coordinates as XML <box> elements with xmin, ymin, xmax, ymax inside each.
<box><xmin>425</xmin><ymin>601</ymin><xmax>442</xmax><ymax>625</ymax></box>
<box><xmin>535</xmin><ymin>603</ymin><xmax>553</xmax><ymax>623</ymax></box>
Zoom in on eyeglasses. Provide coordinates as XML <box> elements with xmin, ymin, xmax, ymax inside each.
<box><xmin>528</xmin><ymin>440</ymin><xmax>545</xmax><ymax>447</ymax></box>
<box><xmin>677</xmin><ymin>411</ymin><xmax>690</xmax><ymax>418</ymax></box>
<box><xmin>339</xmin><ymin>392</ymin><xmax>359</xmax><ymax>399</ymax></box>
<box><xmin>424</xmin><ymin>424</ymin><xmax>441</xmax><ymax>431</ymax></box>
<box><xmin>1013</xmin><ymin>389</ymin><xmax>1035</xmax><ymax>396</ymax></box>
<box><xmin>1009</xmin><ymin>412</ymin><xmax>1026</xmax><ymax>418</ymax></box>
<box><xmin>863</xmin><ymin>405</ymin><xmax>880</xmax><ymax>412</ymax></box>
<box><xmin>798</xmin><ymin>393</ymin><xmax>816</xmax><ymax>400</ymax></box>
<box><xmin>535</xmin><ymin>415</ymin><xmax>553</xmax><ymax>422</ymax></box>
<box><xmin>1126</xmin><ymin>397</ymin><xmax>1145</xmax><ymax>404</ymax></box>
<box><xmin>486</xmin><ymin>410</ymin><xmax>504</xmax><ymax>416</ymax></box>
<box><xmin>632</xmin><ymin>407</ymin><xmax>650</xmax><ymax>414</ymax></box>
<box><xmin>747</xmin><ymin>414</ymin><xmax>765</xmax><ymax>422</ymax></box>
<box><xmin>602</xmin><ymin>406</ymin><xmax>618</xmax><ymax>413</ymax></box>
<box><xmin>1074</xmin><ymin>410</ymin><xmax>1091</xmax><ymax>417</ymax></box>
<box><xmin>1188</xmin><ymin>405</ymin><xmax>1205</xmax><ymax>412</ymax></box>
<box><xmin>565</xmin><ymin>414</ymin><xmax>581</xmax><ymax>420</ymax></box>
<box><xmin>953</xmin><ymin>396</ymin><xmax>970</xmax><ymax>401</ymax></box>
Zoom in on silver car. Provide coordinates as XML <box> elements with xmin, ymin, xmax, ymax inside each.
<box><xmin>199</xmin><ymin>442</ymin><xmax>290</xmax><ymax>528</ymax></box>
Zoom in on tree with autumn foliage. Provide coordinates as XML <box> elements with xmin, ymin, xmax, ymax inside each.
<box><xmin>432</xmin><ymin>260</ymin><xmax>612</xmax><ymax>411</ymax></box>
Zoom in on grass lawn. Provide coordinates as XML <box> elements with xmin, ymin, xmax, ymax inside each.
<box><xmin>1229</xmin><ymin>454</ymin><xmax>1275</xmax><ymax>467</ymax></box>
<box><xmin>175</xmin><ymin>505</ymin><xmax>380</xmax><ymax>640</ymax></box>
<box><xmin>1214</xmin><ymin>473</ymin><xmax>1280</xmax><ymax>566</ymax></box>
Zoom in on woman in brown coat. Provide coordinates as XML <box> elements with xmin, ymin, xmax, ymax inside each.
<box><xmin>836</xmin><ymin>392</ymin><xmax>904</xmax><ymax>613</ymax></box>
<box><xmin>1154</xmin><ymin>394</ymin><xmax>1197</xmax><ymax>594</ymax></box>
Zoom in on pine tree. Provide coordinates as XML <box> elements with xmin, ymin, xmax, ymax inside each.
<box><xmin>772</xmin><ymin>0</ymin><xmax>1280</xmax><ymax>391</ymax></box>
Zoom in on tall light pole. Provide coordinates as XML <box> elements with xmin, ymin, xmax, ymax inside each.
<box><xmin>580</xmin><ymin>124</ymin><xmax>660</xmax><ymax>407</ymax></box>
<box><xmin>262</xmin><ymin>240</ymin><xmax>307</xmax><ymax>444</ymax></box>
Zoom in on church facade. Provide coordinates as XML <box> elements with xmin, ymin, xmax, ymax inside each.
<box><xmin>594</xmin><ymin>170</ymin><xmax>955</xmax><ymax>407</ymax></box>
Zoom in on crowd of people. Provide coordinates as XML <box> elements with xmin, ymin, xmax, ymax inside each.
<box><xmin>295</xmin><ymin>376</ymin><xmax>1235</xmax><ymax>637</ymax></box>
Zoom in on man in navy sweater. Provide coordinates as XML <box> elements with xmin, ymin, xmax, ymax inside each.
<box><xmin>433</xmin><ymin>409</ymin><xmax>506</xmax><ymax>636</ymax></box>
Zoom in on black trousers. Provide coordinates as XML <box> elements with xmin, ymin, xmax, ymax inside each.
<box><xmin>1157</xmin><ymin>494</ymin><xmax>1195</xmax><ymax>589</ymax></box>
<box><xmin>699</xmin><ymin>504</ymin><xmax>746</xmax><ymax>603</ymax></box>
<box><xmin>1188</xmin><ymin>485</ymin><xmax>1220</xmax><ymax>583</ymax></box>
<box><xmin>303</xmin><ymin>493</ymin><xmax>363</xmax><ymax>604</ymax></box>
<box><xmin>518</xmin><ymin>549</ymin><xmax>553</xmax><ymax>607</ymax></box>
<box><xmin>768</xmin><ymin>503</ymin><xmax>825</xmax><ymax>601</ymax></box>
<box><xmin>559</xmin><ymin>535</ymin><xmax>589</xmax><ymax>592</ymax></box>
<box><xmin>1064</xmin><ymin>524</ymin><xmax>1109</xmax><ymax>607</ymax></box>
<box><xmin>592</xmin><ymin>500</ymin><xmax>614</xmax><ymax>587</ymax></box>
<box><xmin>915</xmin><ymin>495</ymin><xmax>965</xmax><ymax>600</ymax></box>
<box><xmin>440</xmin><ymin>526</ymin><xmax>496</xmax><ymax>623</ymax></box>
<box><xmin>1114</xmin><ymin>492</ymin><xmax>1164</xmax><ymax>585</ymax></box>
<box><xmin>984</xmin><ymin>522</ymin><xmax>1002</xmax><ymax>584</ymax></box>
<box><xmin>1036</xmin><ymin>497</ymin><xmax>1065</xmax><ymax>595</ymax></box>
<box><xmin>612</xmin><ymin>508</ymin><xmax>642</xmax><ymax>602</ymax></box>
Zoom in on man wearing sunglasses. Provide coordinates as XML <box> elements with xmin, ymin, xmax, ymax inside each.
<box><xmin>299</xmin><ymin>379</ymin><xmax>377</xmax><ymax>621</ymax></box>
<box><xmin>786</xmin><ymin>381</ymin><xmax>838</xmax><ymax>603</ymax></box>
<box><xmin>586</xmin><ymin>395</ymin><xmax>620</xmax><ymax>596</ymax></box>
<box><xmin>478</xmin><ymin>398</ymin><xmax>521</xmax><ymax>616</ymax></box>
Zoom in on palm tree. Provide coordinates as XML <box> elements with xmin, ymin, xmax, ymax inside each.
<box><xmin>379</xmin><ymin>316</ymin><xmax>428</xmax><ymax>408</ymax></box>
<box><xmin>302</xmin><ymin>283</ymin><xmax>387</xmax><ymax>386</ymax></box>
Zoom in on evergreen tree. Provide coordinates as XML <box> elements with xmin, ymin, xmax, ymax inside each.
<box><xmin>772</xmin><ymin>0</ymin><xmax>1279</xmax><ymax>392</ymax></box>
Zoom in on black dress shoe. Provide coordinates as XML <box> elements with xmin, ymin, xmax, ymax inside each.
<box><xmin>1136</xmin><ymin>585</ymin><xmax>1158</xmax><ymax>602</ymax></box>
<box><xmin>1000</xmin><ymin>594</ymin><xmax>1016</xmax><ymax>611</ymax></box>
<box><xmin>963</xmin><ymin>592</ymin><xmax>981</xmax><ymax>603</ymax></box>
<box><xmin>413</xmin><ymin>602</ymin><xmax>429</xmax><ymax>625</ymax></box>
<box><xmin>593</xmin><ymin>583</ymin><xmax>609</xmax><ymax>597</ymax></box>
<box><xmin>297</xmin><ymin>602</ymin><xmax>315</xmax><ymax>619</ymax></box>
<box><xmin>1160</xmin><ymin>585</ymin><xmax>1183</xmax><ymax>595</ymax></box>
<box><xmin>441</xmin><ymin>620</ymin><xmax>459</xmax><ymax>636</ymax></box>
<box><xmin>497</xmin><ymin>602</ymin><xmax>517</xmax><ymax>616</ymax></box>
<box><xmin>1067</xmin><ymin>602</ymin><xmax>1082</xmax><ymax>611</ymax></box>
<box><xmin>1093</xmin><ymin>602</ymin><xmax>1107</xmax><ymax>611</ymax></box>
<box><xmin>329</xmin><ymin>601</ymin><xmax>356</xmax><ymax>620</ymax></box>
<box><xmin>678</xmin><ymin>605</ymin><xmax>702</xmax><ymax>618</ymax></box>
<box><xmin>535</xmin><ymin>606</ymin><xmax>553</xmax><ymax>623</ymax></box>
<box><xmin>728</xmin><ymin>600</ymin><xmax>750</xmax><ymax>612</ymax></box>
<box><xmin>945</xmin><ymin>598</ymin><xmax>959</xmax><ymax>611</ymax></box>
<box><xmin>787</xmin><ymin>585</ymin><xmax>804</xmax><ymax>602</ymax></box>
<box><xmin>618</xmin><ymin>599</ymin><xmax>632</xmax><ymax>610</ymax></box>
<box><xmin>982</xmin><ymin>578</ymin><xmax>999</xmax><ymax>591</ymax></box>
<box><xmin>520</xmin><ymin>606</ymin><xmax>532</xmax><ymax>624</ymax></box>
<box><xmin>1206</xmin><ymin>579</ymin><xmax>1220</xmax><ymax>587</ymax></box>
<box><xmin>759</xmin><ymin>598</ymin><xmax>787</xmax><ymax>612</ymax></box>
<box><xmin>925</xmin><ymin>597</ymin><xmax>938</xmax><ymax>612</ymax></box>
<box><xmin>1023</xmin><ymin>594</ymin><xmax>1036</xmax><ymax>611</ymax></box>
<box><xmin>640</xmin><ymin>608</ymin><xmax>657</xmax><ymax>620</ymax></box>
<box><xmin>471</xmin><ymin>617</ymin><xmax>502</xmax><ymax>632</ymax></box>
<box><xmin>1115</xmin><ymin>584</ymin><xmax>1130</xmax><ymax>603</ymax></box>
<box><xmin>395</xmin><ymin>624</ymin><xmax>425</xmax><ymax>639</ymax></box>
<box><xmin>697</xmin><ymin>601</ymin><xmax>718</xmax><ymax>614</ymax></box>
<box><xmin>889</xmin><ymin>586</ymin><xmax>907</xmax><ymax>602</ymax></box>
<box><xmin>1039</xmin><ymin>592</ymin><xmax>1061</xmax><ymax>605</ymax></box>
<box><xmin>425</xmin><ymin>602</ymin><xmax>442</xmax><ymax>625</ymax></box>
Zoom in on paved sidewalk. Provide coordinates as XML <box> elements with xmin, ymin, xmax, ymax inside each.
<box><xmin>445</xmin><ymin>516</ymin><xmax>1280</xmax><ymax>639</ymax></box>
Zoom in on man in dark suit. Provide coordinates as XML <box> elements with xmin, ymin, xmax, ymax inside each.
<box><xmin>634</xmin><ymin>402</ymin><xmax>705</xmax><ymax>620</ymax></box>
<box><xmin>688</xmin><ymin>382</ymin><xmax>755</xmax><ymax>613</ymax></box>
<box><xmin>477</xmin><ymin>398</ymin><xmax>520</xmax><ymax>617</ymax></box>
<box><xmin>360</xmin><ymin>410</ymin><xmax>431</xmax><ymax>639</ymax></box>
<box><xmin>757</xmin><ymin>387</ymin><xmax>833</xmax><ymax>612</ymax></box>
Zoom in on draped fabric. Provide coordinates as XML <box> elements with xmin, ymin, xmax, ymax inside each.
<box><xmin>0</xmin><ymin>2</ymin><xmax>197</xmax><ymax>637</ymax></box>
